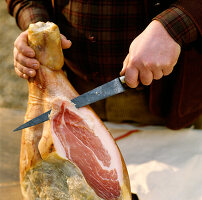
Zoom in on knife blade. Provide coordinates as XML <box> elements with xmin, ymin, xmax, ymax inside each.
<box><xmin>13</xmin><ymin>76</ymin><xmax>127</xmax><ymax>132</ymax></box>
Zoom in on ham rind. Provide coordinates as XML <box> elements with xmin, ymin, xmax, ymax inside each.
<box><xmin>20</xmin><ymin>21</ymin><xmax>131</xmax><ymax>200</ymax></box>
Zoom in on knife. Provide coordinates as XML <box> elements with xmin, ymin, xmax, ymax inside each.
<box><xmin>14</xmin><ymin>76</ymin><xmax>128</xmax><ymax>132</ymax></box>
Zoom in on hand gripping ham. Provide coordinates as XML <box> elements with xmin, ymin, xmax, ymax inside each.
<box><xmin>20</xmin><ymin>22</ymin><xmax>131</xmax><ymax>200</ymax></box>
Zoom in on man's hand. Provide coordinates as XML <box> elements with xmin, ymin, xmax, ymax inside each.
<box><xmin>14</xmin><ymin>30</ymin><xmax>71</xmax><ymax>79</ymax></box>
<box><xmin>120</xmin><ymin>20</ymin><xmax>181</xmax><ymax>88</ymax></box>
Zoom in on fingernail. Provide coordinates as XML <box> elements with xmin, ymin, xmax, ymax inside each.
<box><xmin>29</xmin><ymin>70</ymin><xmax>34</xmax><ymax>76</ymax></box>
<box><xmin>23</xmin><ymin>74</ymin><xmax>27</xmax><ymax>79</ymax></box>
<box><xmin>32</xmin><ymin>63</ymin><xmax>38</xmax><ymax>68</ymax></box>
<box><xmin>67</xmin><ymin>40</ymin><xmax>72</xmax><ymax>45</ymax></box>
<box><xmin>28</xmin><ymin>52</ymin><xmax>34</xmax><ymax>57</ymax></box>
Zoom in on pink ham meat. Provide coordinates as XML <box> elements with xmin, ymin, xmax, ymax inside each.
<box><xmin>52</xmin><ymin>100</ymin><xmax>120</xmax><ymax>199</ymax></box>
<box><xmin>20</xmin><ymin>22</ymin><xmax>131</xmax><ymax>200</ymax></box>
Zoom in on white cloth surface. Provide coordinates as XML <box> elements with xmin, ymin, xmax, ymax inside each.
<box><xmin>105</xmin><ymin>122</ymin><xmax>202</xmax><ymax>200</ymax></box>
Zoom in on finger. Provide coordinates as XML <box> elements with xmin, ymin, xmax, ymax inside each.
<box><xmin>14</xmin><ymin>48</ymin><xmax>39</xmax><ymax>69</ymax></box>
<box><xmin>162</xmin><ymin>65</ymin><xmax>174</xmax><ymax>76</ymax></box>
<box><xmin>14</xmin><ymin>31</ymin><xmax>35</xmax><ymax>57</ymax></box>
<box><xmin>152</xmin><ymin>69</ymin><xmax>163</xmax><ymax>80</ymax></box>
<box><xmin>124</xmin><ymin>63</ymin><xmax>139</xmax><ymax>88</ymax></box>
<box><xmin>15</xmin><ymin>67</ymin><xmax>28</xmax><ymax>79</ymax></box>
<box><xmin>120</xmin><ymin>54</ymin><xmax>129</xmax><ymax>76</ymax></box>
<box><xmin>60</xmin><ymin>34</ymin><xmax>72</xmax><ymax>49</ymax></box>
<box><xmin>139</xmin><ymin>67</ymin><xmax>153</xmax><ymax>85</ymax></box>
<box><xmin>16</xmin><ymin>62</ymin><xmax>36</xmax><ymax>77</ymax></box>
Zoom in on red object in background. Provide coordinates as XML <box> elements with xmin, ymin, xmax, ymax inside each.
<box><xmin>115</xmin><ymin>129</ymin><xmax>140</xmax><ymax>141</ymax></box>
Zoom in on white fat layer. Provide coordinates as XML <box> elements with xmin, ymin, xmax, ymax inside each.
<box><xmin>51</xmin><ymin>122</ymin><xmax>67</xmax><ymax>160</ymax></box>
<box><xmin>61</xmin><ymin>112</ymin><xmax>72</xmax><ymax>160</ymax></box>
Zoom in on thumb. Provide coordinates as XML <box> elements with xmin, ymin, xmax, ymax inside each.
<box><xmin>120</xmin><ymin>54</ymin><xmax>129</xmax><ymax>76</ymax></box>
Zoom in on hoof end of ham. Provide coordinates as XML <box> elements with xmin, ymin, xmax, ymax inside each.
<box><xmin>20</xmin><ymin>22</ymin><xmax>132</xmax><ymax>200</ymax></box>
<box><xmin>28</xmin><ymin>22</ymin><xmax>64</xmax><ymax>70</ymax></box>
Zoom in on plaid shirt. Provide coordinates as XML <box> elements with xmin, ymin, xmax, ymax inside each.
<box><xmin>7</xmin><ymin>0</ymin><xmax>198</xmax><ymax>83</ymax></box>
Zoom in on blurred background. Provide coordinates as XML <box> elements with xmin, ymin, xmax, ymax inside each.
<box><xmin>0</xmin><ymin>1</ymin><xmax>28</xmax><ymax>109</ymax></box>
<box><xmin>0</xmin><ymin>0</ymin><xmax>27</xmax><ymax>199</ymax></box>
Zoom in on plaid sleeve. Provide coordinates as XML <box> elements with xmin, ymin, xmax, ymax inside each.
<box><xmin>7</xmin><ymin>0</ymin><xmax>51</xmax><ymax>31</ymax></box>
<box><xmin>153</xmin><ymin>7</ymin><xmax>198</xmax><ymax>46</ymax></box>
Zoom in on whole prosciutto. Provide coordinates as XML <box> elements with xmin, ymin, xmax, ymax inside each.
<box><xmin>20</xmin><ymin>22</ymin><xmax>131</xmax><ymax>200</ymax></box>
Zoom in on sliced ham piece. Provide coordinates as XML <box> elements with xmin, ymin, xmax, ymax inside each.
<box><xmin>20</xmin><ymin>22</ymin><xmax>131</xmax><ymax>200</ymax></box>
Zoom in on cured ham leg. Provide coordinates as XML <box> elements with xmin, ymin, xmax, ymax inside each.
<box><xmin>20</xmin><ymin>22</ymin><xmax>131</xmax><ymax>200</ymax></box>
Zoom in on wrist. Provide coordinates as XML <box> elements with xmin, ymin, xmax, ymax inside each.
<box><xmin>147</xmin><ymin>20</ymin><xmax>180</xmax><ymax>48</ymax></box>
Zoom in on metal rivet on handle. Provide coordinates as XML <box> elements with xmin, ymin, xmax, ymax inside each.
<box><xmin>119</xmin><ymin>76</ymin><xmax>125</xmax><ymax>84</ymax></box>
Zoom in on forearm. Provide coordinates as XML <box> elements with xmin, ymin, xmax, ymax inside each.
<box><xmin>6</xmin><ymin>0</ymin><xmax>52</xmax><ymax>30</ymax></box>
